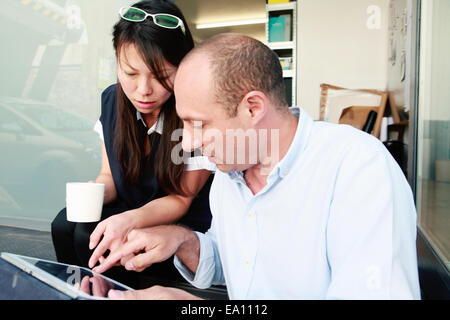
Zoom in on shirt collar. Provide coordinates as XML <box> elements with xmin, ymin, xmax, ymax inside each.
<box><xmin>136</xmin><ymin>111</ymin><xmax>164</xmax><ymax>135</ymax></box>
<box><xmin>271</xmin><ymin>106</ymin><xmax>313</xmax><ymax>179</ymax></box>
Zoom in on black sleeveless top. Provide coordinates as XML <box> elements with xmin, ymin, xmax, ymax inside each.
<box><xmin>99</xmin><ymin>84</ymin><xmax>212</xmax><ymax>233</ymax></box>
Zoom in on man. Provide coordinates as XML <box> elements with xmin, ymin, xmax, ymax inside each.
<box><xmin>94</xmin><ymin>33</ymin><xmax>420</xmax><ymax>300</ymax></box>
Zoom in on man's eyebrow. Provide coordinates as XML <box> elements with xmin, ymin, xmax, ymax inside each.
<box><xmin>165</xmin><ymin>68</ymin><xmax>177</xmax><ymax>75</ymax></box>
<box><xmin>181</xmin><ymin>117</ymin><xmax>205</xmax><ymax>124</ymax></box>
<box><xmin>178</xmin><ymin>113</ymin><xmax>207</xmax><ymax>122</ymax></box>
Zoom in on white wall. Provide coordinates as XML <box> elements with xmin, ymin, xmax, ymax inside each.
<box><xmin>296</xmin><ymin>0</ymin><xmax>389</xmax><ymax>119</ymax></box>
<box><xmin>386</xmin><ymin>0</ymin><xmax>409</xmax><ymax>114</ymax></box>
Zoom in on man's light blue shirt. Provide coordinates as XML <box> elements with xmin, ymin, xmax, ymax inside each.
<box><xmin>174</xmin><ymin>107</ymin><xmax>420</xmax><ymax>299</ymax></box>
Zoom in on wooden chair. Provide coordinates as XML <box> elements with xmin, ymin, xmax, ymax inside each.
<box><xmin>319</xmin><ymin>83</ymin><xmax>388</xmax><ymax>138</ymax></box>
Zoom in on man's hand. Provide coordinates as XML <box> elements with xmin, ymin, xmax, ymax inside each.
<box><xmin>108</xmin><ymin>286</ymin><xmax>203</xmax><ymax>300</ymax></box>
<box><xmin>88</xmin><ymin>211</ymin><xmax>138</xmax><ymax>269</ymax></box>
<box><xmin>74</xmin><ymin>275</ymin><xmax>114</xmax><ymax>298</ymax></box>
<box><xmin>92</xmin><ymin>225</ymin><xmax>191</xmax><ymax>273</ymax></box>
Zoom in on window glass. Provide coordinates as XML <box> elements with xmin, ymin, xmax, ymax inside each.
<box><xmin>0</xmin><ymin>0</ymin><xmax>135</xmax><ymax>231</ymax></box>
<box><xmin>417</xmin><ymin>0</ymin><xmax>450</xmax><ymax>270</ymax></box>
<box><xmin>0</xmin><ymin>104</ymin><xmax>40</xmax><ymax>136</ymax></box>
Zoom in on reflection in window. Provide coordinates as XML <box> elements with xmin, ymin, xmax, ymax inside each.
<box><xmin>13</xmin><ymin>103</ymin><xmax>93</xmax><ymax>131</ymax></box>
<box><xmin>417</xmin><ymin>0</ymin><xmax>450</xmax><ymax>270</ymax></box>
<box><xmin>0</xmin><ymin>104</ymin><xmax>41</xmax><ymax>136</ymax></box>
<box><xmin>0</xmin><ymin>0</ymin><xmax>120</xmax><ymax>230</ymax></box>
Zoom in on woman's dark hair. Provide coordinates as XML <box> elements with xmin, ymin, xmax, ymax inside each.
<box><xmin>112</xmin><ymin>0</ymin><xmax>194</xmax><ymax>195</ymax></box>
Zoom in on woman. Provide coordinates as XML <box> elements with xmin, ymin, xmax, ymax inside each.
<box><xmin>51</xmin><ymin>0</ymin><xmax>213</xmax><ymax>288</ymax></box>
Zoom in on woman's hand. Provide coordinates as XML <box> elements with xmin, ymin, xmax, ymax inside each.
<box><xmin>88</xmin><ymin>211</ymin><xmax>137</xmax><ymax>269</ymax></box>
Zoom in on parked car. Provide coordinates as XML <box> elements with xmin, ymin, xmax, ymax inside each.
<box><xmin>0</xmin><ymin>97</ymin><xmax>101</xmax><ymax>223</ymax></box>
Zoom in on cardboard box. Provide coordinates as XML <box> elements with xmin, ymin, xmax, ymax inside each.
<box><xmin>338</xmin><ymin>106</ymin><xmax>379</xmax><ymax>131</ymax></box>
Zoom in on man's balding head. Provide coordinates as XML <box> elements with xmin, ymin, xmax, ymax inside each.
<box><xmin>178</xmin><ymin>33</ymin><xmax>288</xmax><ymax>117</ymax></box>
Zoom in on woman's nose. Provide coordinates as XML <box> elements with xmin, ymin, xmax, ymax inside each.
<box><xmin>137</xmin><ymin>77</ymin><xmax>153</xmax><ymax>96</ymax></box>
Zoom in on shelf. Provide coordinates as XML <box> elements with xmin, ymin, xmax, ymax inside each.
<box><xmin>267</xmin><ymin>41</ymin><xmax>295</xmax><ymax>50</ymax></box>
<box><xmin>266</xmin><ymin>1</ymin><xmax>296</xmax><ymax>106</ymax></box>
<box><xmin>266</xmin><ymin>2</ymin><xmax>296</xmax><ymax>11</ymax></box>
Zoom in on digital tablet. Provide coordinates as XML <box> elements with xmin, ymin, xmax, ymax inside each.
<box><xmin>1</xmin><ymin>252</ymin><xmax>134</xmax><ymax>300</ymax></box>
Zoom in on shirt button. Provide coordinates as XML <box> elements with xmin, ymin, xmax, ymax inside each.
<box><xmin>247</xmin><ymin>212</ymin><xmax>254</xmax><ymax>219</ymax></box>
<box><xmin>245</xmin><ymin>260</ymin><xmax>251</xmax><ymax>266</ymax></box>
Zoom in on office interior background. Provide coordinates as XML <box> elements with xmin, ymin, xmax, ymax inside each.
<box><xmin>0</xmin><ymin>0</ymin><xmax>448</xmax><ymax>299</ymax></box>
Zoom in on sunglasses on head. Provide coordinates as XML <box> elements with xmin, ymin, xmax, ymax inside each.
<box><xmin>119</xmin><ymin>6</ymin><xmax>186</xmax><ymax>35</ymax></box>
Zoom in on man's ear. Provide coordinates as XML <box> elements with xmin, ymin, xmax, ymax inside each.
<box><xmin>240</xmin><ymin>91</ymin><xmax>268</xmax><ymax>125</ymax></box>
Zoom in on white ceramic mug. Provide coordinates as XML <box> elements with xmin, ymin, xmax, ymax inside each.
<box><xmin>66</xmin><ymin>182</ymin><xmax>105</xmax><ymax>223</ymax></box>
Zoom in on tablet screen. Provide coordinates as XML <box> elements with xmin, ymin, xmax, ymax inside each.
<box><xmin>2</xmin><ymin>253</ymin><xmax>132</xmax><ymax>299</ymax></box>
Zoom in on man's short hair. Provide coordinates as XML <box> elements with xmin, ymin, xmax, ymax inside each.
<box><xmin>191</xmin><ymin>33</ymin><xmax>288</xmax><ymax>117</ymax></box>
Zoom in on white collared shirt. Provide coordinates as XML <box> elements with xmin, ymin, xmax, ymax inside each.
<box><xmin>174</xmin><ymin>106</ymin><xmax>421</xmax><ymax>299</ymax></box>
<box><xmin>93</xmin><ymin>111</ymin><xmax>215</xmax><ymax>172</ymax></box>
<box><xmin>94</xmin><ymin>110</ymin><xmax>164</xmax><ymax>139</ymax></box>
